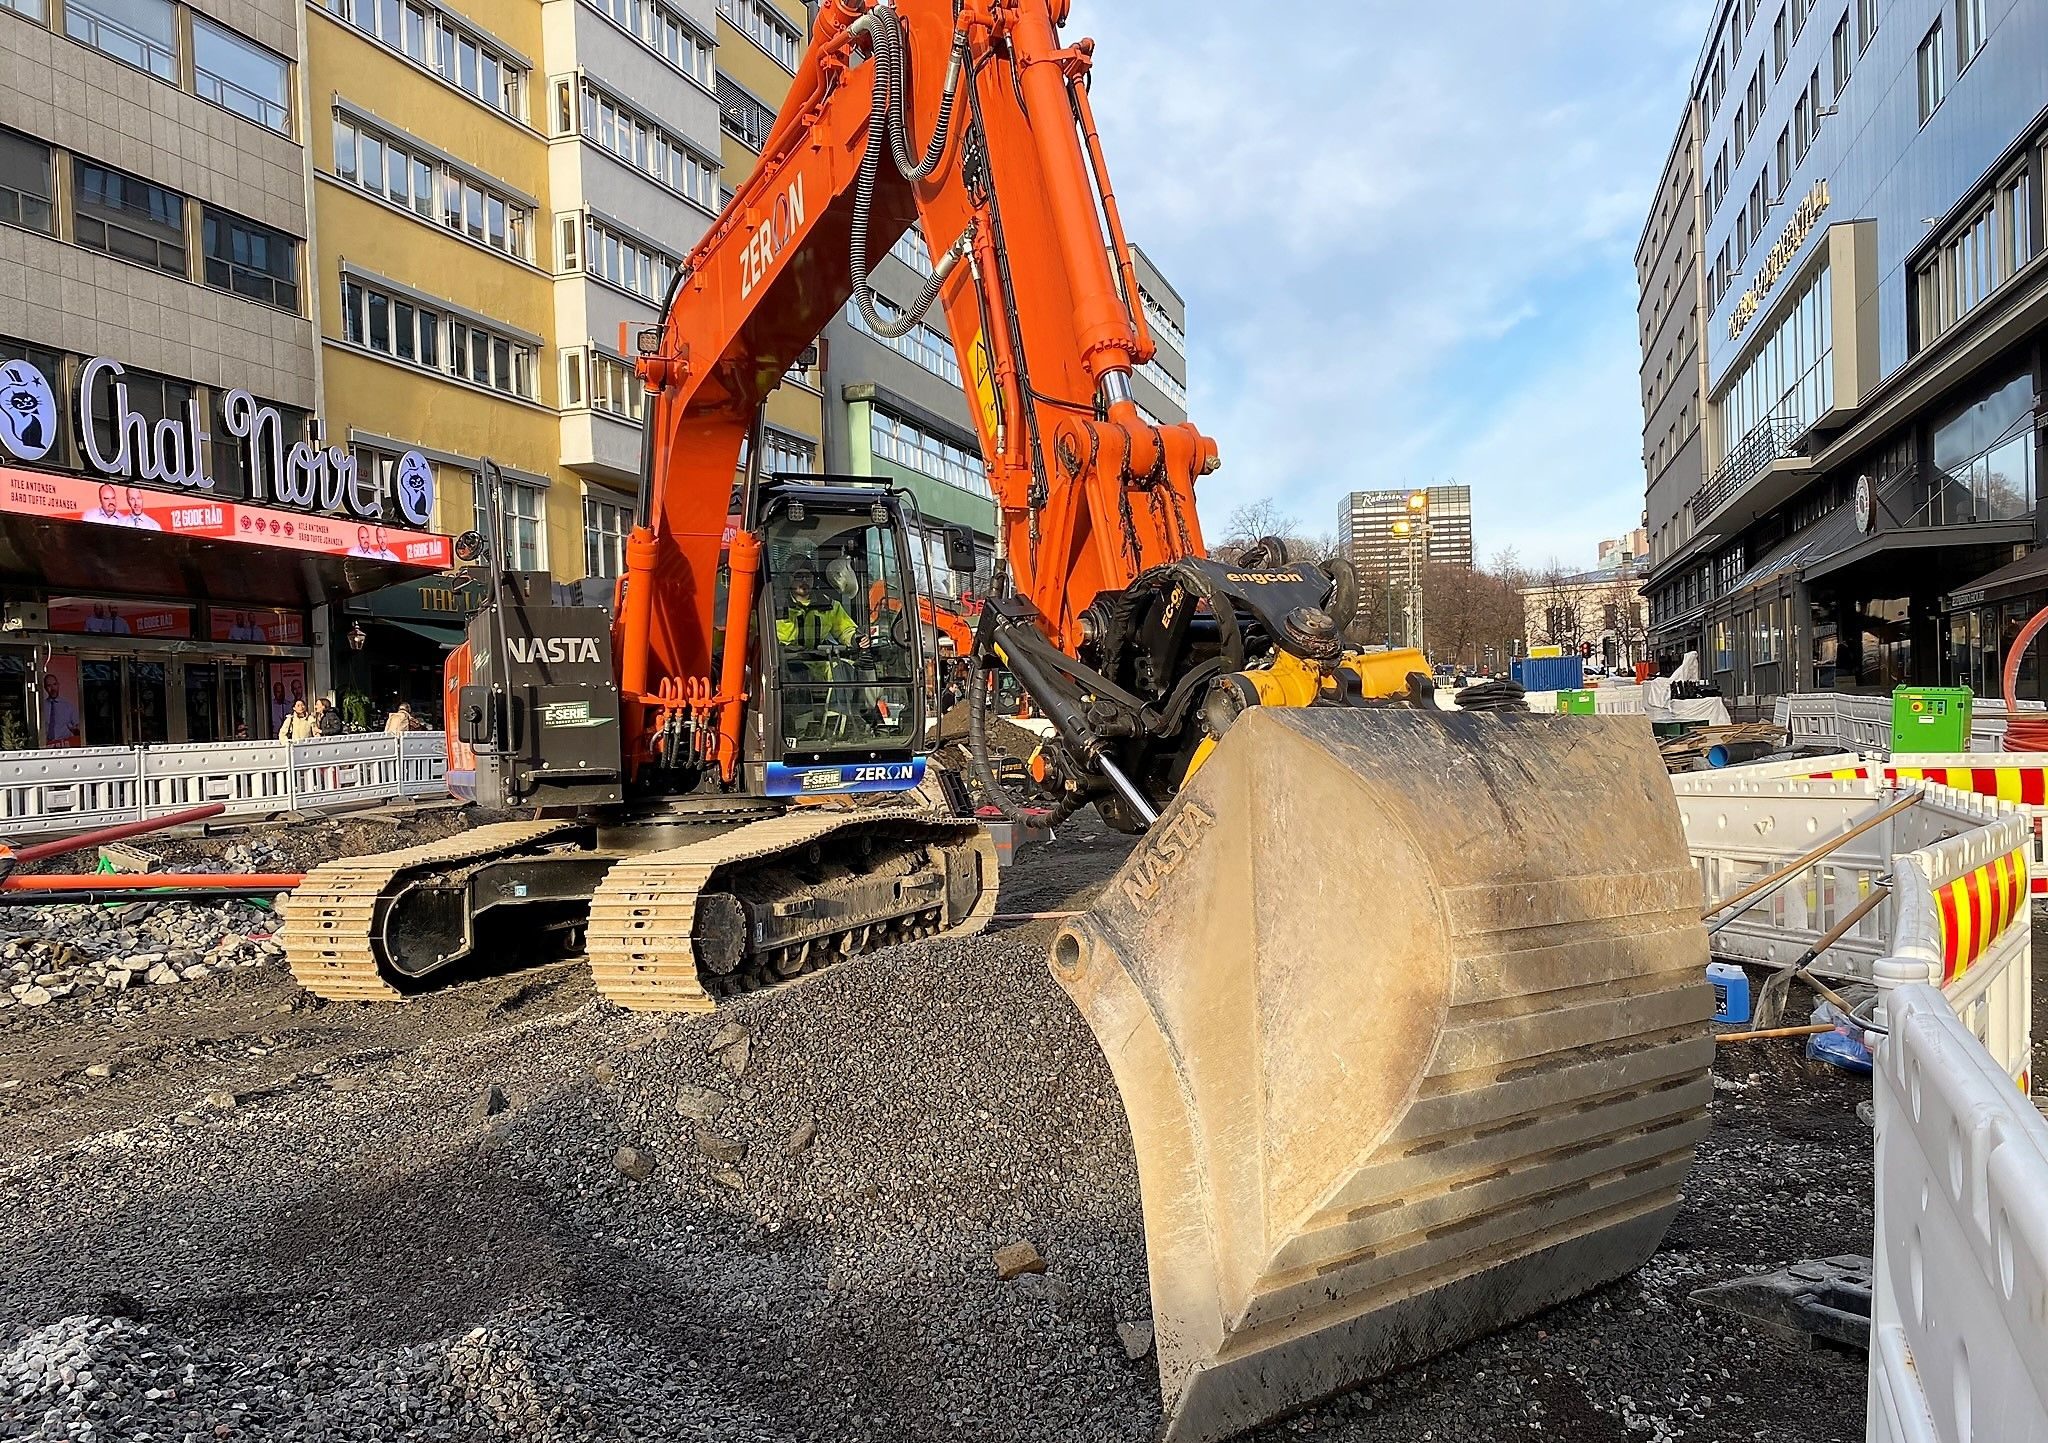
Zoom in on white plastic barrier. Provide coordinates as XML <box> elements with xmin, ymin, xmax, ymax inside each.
<box><xmin>0</xmin><ymin>734</ymin><xmax>452</xmax><ymax>840</ymax></box>
<box><xmin>1777</xmin><ymin>691</ymin><xmax>2048</xmax><ymax>753</ymax></box>
<box><xmin>1675</xmin><ymin>771</ymin><xmax>2034</xmax><ymax>1077</ymax></box>
<box><xmin>1866</xmin><ymin>985</ymin><xmax>2048</xmax><ymax>1443</ymax></box>
<box><xmin>1806</xmin><ymin>754</ymin><xmax>2048</xmax><ymax>899</ymax></box>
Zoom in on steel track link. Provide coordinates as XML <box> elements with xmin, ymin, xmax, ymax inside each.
<box><xmin>585</xmin><ymin>808</ymin><xmax>999</xmax><ymax>1013</ymax></box>
<box><xmin>280</xmin><ymin>819</ymin><xmax>581</xmax><ymax>1001</ymax></box>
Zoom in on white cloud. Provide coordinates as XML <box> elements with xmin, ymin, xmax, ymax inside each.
<box><xmin>1064</xmin><ymin>0</ymin><xmax>1712</xmax><ymax>568</ymax></box>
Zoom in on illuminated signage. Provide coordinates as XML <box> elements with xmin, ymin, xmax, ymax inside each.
<box><xmin>1729</xmin><ymin>180</ymin><xmax>1830</xmax><ymax>341</ymax></box>
<box><xmin>0</xmin><ymin>355</ymin><xmax>435</xmax><ymax>526</ymax></box>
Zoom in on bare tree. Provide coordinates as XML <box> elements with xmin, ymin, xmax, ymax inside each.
<box><xmin>1602</xmin><ymin>557</ymin><xmax>1649</xmax><ymax>669</ymax></box>
<box><xmin>1527</xmin><ymin>565</ymin><xmax>1585</xmax><ymax>653</ymax></box>
<box><xmin>1218</xmin><ymin>498</ymin><xmax>1301</xmax><ymax>557</ymax></box>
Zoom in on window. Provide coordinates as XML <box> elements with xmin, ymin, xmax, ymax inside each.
<box><xmin>2</xmin><ymin>0</ymin><xmax>45</xmax><ymax>20</ymax></box>
<box><xmin>1746</xmin><ymin>63</ymin><xmax>1765</xmax><ymax>138</ymax></box>
<box><xmin>342</xmin><ymin>276</ymin><xmax>471</xmax><ymax>378</ymax></box>
<box><xmin>1831</xmin><ymin>16</ymin><xmax>1851</xmax><ymax>95</ymax></box>
<box><xmin>716</xmin><ymin>74</ymin><xmax>776</xmax><ymax>152</ymax></box>
<box><xmin>326</xmin><ymin>0</ymin><xmax>525</xmax><ymax>118</ymax></box>
<box><xmin>1139</xmin><ymin>287</ymin><xmax>1187</xmax><ymax>355</ymax></box>
<box><xmin>0</xmin><ymin>129</ymin><xmax>54</xmax><ymax>235</ymax></box>
<box><xmin>1775</xmin><ymin>127</ymin><xmax>1792</xmax><ymax>199</ymax></box>
<box><xmin>592</xmin><ymin>0</ymin><xmax>712</xmax><ymax>85</ymax></box>
<box><xmin>1913</xmin><ymin>175</ymin><xmax>2033</xmax><ymax>347</ymax></box>
<box><xmin>1793</xmin><ymin>84</ymin><xmax>1813</xmax><ymax>162</ymax></box>
<box><xmin>1857</xmin><ymin>0</ymin><xmax>1878</xmax><ymax>48</ymax></box>
<box><xmin>73</xmin><ymin>162</ymin><xmax>186</xmax><ymax>276</ymax></box>
<box><xmin>765</xmin><ymin>431</ymin><xmax>813</xmax><ymax>477</ymax></box>
<box><xmin>580</xmin><ymin>83</ymin><xmax>719</xmax><ymax>210</ymax></box>
<box><xmin>717</xmin><ymin>0</ymin><xmax>801</xmax><ymax>71</ymax></box>
<box><xmin>847</xmin><ymin>292</ymin><xmax>962</xmax><ymax>386</ymax></box>
<box><xmin>1715</xmin><ymin>261</ymin><xmax>1832</xmax><ymax>456</ymax></box>
<box><xmin>202</xmin><ymin>208</ymin><xmax>300</xmax><ymax>311</ymax></box>
<box><xmin>1141</xmin><ymin>357</ymin><xmax>1189</xmax><ymax>410</ymax></box>
<box><xmin>1772</xmin><ymin>6</ymin><xmax>1788</xmax><ymax>72</ymax></box>
<box><xmin>475</xmin><ymin>476</ymin><xmax>545</xmax><ymax>570</ymax></box>
<box><xmin>88</xmin><ymin>366</ymin><xmax>193</xmax><ymax>471</ymax></box>
<box><xmin>870</xmin><ymin>409</ymin><xmax>989</xmax><ymax>498</ymax></box>
<box><xmin>584</xmin><ymin>494</ymin><xmax>631</xmax><ymax>577</ymax></box>
<box><xmin>1791</xmin><ymin>0</ymin><xmax>1808</xmax><ymax>35</ymax></box>
<box><xmin>582</xmin><ymin>216</ymin><xmax>677</xmax><ymax>302</ymax></box>
<box><xmin>1955</xmin><ymin>0</ymin><xmax>1985</xmax><ymax>69</ymax></box>
<box><xmin>193</xmin><ymin>19</ymin><xmax>291</xmax><ymax>135</ymax></box>
<box><xmin>891</xmin><ymin>225</ymin><xmax>934</xmax><ymax>278</ymax></box>
<box><xmin>332</xmin><ymin>115</ymin><xmax>531</xmax><ymax>259</ymax></box>
<box><xmin>65</xmin><ymin>0</ymin><xmax>177</xmax><ymax>80</ymax></box>
<box><xmin>1734</xmin><ymin>104</ymin><xmax>1747</xmax><ymax>163</ymax></box>
<box><xmin>586</xmin><ymin>350</ymin><xmax>644</xmax><ymax>420</ymax></box>
<box><xmin>1918</xmin><ymin>22</ymin><xmax>1946</xmax><ymax>123</ymax></box>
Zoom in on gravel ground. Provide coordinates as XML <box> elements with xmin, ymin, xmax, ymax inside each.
<box><xmin>0</xmin><ymin>808</ymin><xmax>1961</xmax><ymax>1443</ymax></box>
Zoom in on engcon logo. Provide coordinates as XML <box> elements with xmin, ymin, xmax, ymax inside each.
<box><xmin>740</xmin><ymin>175</ymin><xmax>806</xmax><ymax>301</ymax></box>
<box><xmin>1224</xmin><ymin>572</ymin><xmax>1305</xmax><ymax>584</ymax></box>
<box><xmin>1118</xmin><ymin>802</ymin><xmax>1216</xmax><ymax>909</ymax></box>
<box><xmin>507</xmin><ymin>636</ymin><xmax>601</xmax><ymax>665</ymax></box>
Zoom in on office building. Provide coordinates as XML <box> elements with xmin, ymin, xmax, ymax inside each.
<box><xmin>0</xmin><ymin>0</ymin><xmax>459</xmax><ymax>745</ymax></box>
<box><xmin>1642</xmin><ymin>0</ymin><xmax>2048</xmax><ymax>706</ymax></box>
<box><xmin>1336</xmin><ymin>484</ymin><xmax>1475</xmax><ymax>578</ymax></box>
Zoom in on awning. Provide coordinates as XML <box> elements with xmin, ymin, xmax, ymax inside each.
<box><xmin>0</xmin><ymin>466</ymin><xmax>455</xmax><ymax>607</ymax></box>
<box><xmin>376</xmin><ymin>617</ymin><xmax>467</xmax><ymax>647</ymax></box>
<box><xmin>1804</xmin><ymin>520</ymin><xmax>2034</xmax><ymax>583</ymax></box>
<box><xmin>1948</xmin><ymin>546</ymin><xmax>2048</xmax><ymax>609</ymax></box>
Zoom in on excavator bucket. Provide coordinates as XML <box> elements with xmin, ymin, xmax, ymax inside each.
<box><xmin>1052</xmin><ymin>707</ymin><xmax>1713</xmax><ymax>1442</ymax></box>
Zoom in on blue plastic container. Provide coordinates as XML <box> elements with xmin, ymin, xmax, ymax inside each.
<box><xmin>1707</xmin><ymin>962</ymin><xmax>1750</xmax><ymax>1025</ymax></box>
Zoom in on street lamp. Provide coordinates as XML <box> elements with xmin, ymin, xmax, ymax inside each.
<box><xmin>1389</xmin><ymin>493</ymin><xmax>1430</xmax><ymax>655</ymax></box>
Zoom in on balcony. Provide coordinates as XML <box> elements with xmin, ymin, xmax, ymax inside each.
<box><xmin>1688</xmin><ymin>413</ymin><xmax>1816</xmax><ymax>530</ymax></box>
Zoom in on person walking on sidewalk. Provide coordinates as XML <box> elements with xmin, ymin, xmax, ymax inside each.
<box><xmin>278</xmin><ymin>698</ymin><xmax>315</xmax><ymax>742</ymax></box>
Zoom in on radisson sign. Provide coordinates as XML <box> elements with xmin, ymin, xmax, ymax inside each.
<box><xmin>1728</xmin><ymin>180</ymin><xmax>1831</xmax><ymax>342</ymax></box>
<box><xmin>0</xmin><ymin>354</ymin><xmax>435</xmax><ymax>527</ymax></box>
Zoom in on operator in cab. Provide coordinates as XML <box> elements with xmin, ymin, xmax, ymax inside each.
<box><xmin>775</xmin><ymin>563</ymin><xmax>857</xmax><ymax>652</ymax></box>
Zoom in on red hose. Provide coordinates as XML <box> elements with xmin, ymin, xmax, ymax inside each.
<box><xmin>2001</xmin><ymin>604</ymin><xmax>2048</xmax><ymax>752</ymax></box>
<box><xmin>9</xmin><ymin>803</ymin><xmax>228</xmax><ymax>864</ymax></box>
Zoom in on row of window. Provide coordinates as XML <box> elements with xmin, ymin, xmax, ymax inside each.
<box><xmin>563</xmin><ymin>214</ymin><xmax>678</xmax><ymax>304</ymax></box>
<box><xmin>871</xmin><ymin>409</ymin><xmax>989</xmax><ymax>500</ymax></box>
<box><xmin>1139</xmin><ymin>357</ymin><xmax>1188</xmax><ymax>410</ymax></box>
<box><xmin>1716</xmin><ymin>260</ymin><xmax>1832</xmax><ymax>460</ymax></box>
<box><xmin>8</xmin><ymin>0</ymin><xmax>291</xmax><ymax>136</ymax></box>
<box><xmin>1913</xmin><ymin>159</ymin><xmax>2036</xmax><ymax>348</ymax></box>
<box><xmin>320</xmin><ymin>0</ymin><xmax>524</xmax><ymax>119</ymax></box>
<box><xmin>340</xmin><ymin>274</ymin><xmax>536</xmax><ymax>400</ymax></box>
<box><xmin>332</xmin><ymin>116</ymin><xmax>532</xmax><ymax>261</ymax></box>
<box><xmin>847</xmin><ymin>293</ymin><xmax>962</xmax><ymax>387</ymax></box>
<box><xmin>565</xmin><ymin>80</ymin><xmax>720</xmax><ymax>213</ymax></box>
<box><xmin>0</xmin><ymin>128</ymin><xmax>301</xmax><ymax>310</ymax></box>
<box><xmin>1139</xmin><ymin>287</ymin><xmax>1187</xmax><ymax>356</ymax></box>
<box><xmin>716</xmin><ymin>0</ymin><xmax>799</xmax><ymax>72</ymax></box>
<box><xmin>588</xmin><ymin>0</ymin><xmax>711</xmax><ymax>88</ymax></box>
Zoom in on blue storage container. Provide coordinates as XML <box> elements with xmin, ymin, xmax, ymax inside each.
<box><xmin>1511</xmin><ymin>656</ymin><xmax>1585</xmax><ymax>692</ymax></box>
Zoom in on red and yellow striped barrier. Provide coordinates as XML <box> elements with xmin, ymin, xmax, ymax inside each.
<box><xmin>1933</xmin><ymin>847</ymin><xmax>2029</xmax><ymax>984</ymax></box>
<box><xmin>1811</xmin><ymin>763</ymin><xmax>2048</xmax><ymax>894</ymax></box>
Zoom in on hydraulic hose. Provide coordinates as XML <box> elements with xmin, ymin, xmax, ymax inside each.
<box><xmin>848</xmin><ymin>7</ymin><xmax>967</xmax><ymax>339</ymax></box>
<box><xmin>967</xmin><ymin>648</ymin><xmax>1038</xmax><ymax>827</ymax></box>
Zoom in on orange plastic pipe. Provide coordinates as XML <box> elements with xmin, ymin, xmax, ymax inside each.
<box><xmin>2</xmin><ymin>873</ymin><xmax>305</xmax><ymax>891</ymax></box>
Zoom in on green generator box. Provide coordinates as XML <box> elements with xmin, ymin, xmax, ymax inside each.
<box><xmin>1556</xmin><ymin>689</ymin><xmax>1598</xmax><ymax>716</ymax></box>
<box><xmin>1892</xmin><ymin>686</ymin><xmax>1973</xmax><ymax>753</ymax></box>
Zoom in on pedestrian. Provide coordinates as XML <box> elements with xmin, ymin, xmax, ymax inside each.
<box><xmin>383</xmin><ymin>701</ymin><xmax>419</xmax><ymax>734</ymax></box>
<box><xmin>312</xmin><ymin>697</ymin><xmax>343</xmax><ymax>737</ymax></box>
<box><xmin>278</xmin><ymin>697</ymin><xmax>315</xmax><ymax>742</ymax></box>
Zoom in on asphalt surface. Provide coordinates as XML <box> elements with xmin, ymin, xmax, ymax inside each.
<box><xmin>0</xmin><ymin>810</ymin><xmax>1920</xmax><ymax>1442</ymax></box>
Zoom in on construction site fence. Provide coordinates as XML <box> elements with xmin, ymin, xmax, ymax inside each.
<box><xmin>1802</xmin><ymin>753</ymin><xmax>2048</xmax><ymax>899</ymax></box>
<box><xmin>1866</xmin><ymin>985</ymin><xmax>2048</xmax><ymax>1443</ymax></box>
<box><xmin>1673</xmin><ymin>769</ymin><xmax>2033</xmax><ymax>1085</ymax></box>
<box><xmin>1774</xmin><ymin>691</ymin><xmax>2048</xmax><ymax>752</ymax></box>
<box><xmin>0</xmin><ymin>733</ymin><xmax>451</xmax><ymax>841</ymax></box>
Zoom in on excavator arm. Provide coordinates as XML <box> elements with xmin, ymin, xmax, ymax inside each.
<box><xmin>619</xmin><ymin>6</ymin><xmax>1716</xmax><ymax>1441</ymax></box>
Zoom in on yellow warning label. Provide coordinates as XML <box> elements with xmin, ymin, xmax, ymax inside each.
<box><xmin>968</xmin><ymin>330</ymin><xmax>1001</xmax><ymax>444</ymax></box>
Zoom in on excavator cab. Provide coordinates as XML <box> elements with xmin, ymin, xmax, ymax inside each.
<box><xmin>747</xmin><ymin>480</ymin><xmax>930</xmax><ymax>797</ymax></box>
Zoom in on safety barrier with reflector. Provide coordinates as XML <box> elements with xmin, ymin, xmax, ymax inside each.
<box><xmin>1806</xmin><ymin>754</ymin><xmax>2048</xmax><ymax>898</ymax></box>
<box><xmin>1674</xmin><ymin>766</ymin><xmax>2033</xmax><ymax>1082</ymax></box>
<box><xmin>1865</xmin><ymin>985</ymin><xmax>2048</xmax><ymax>1443</ymax></box>
<box><xmin>0</xmin><ymin>734</ymin><xmax>450</xmax><ymax>840</ymax></box>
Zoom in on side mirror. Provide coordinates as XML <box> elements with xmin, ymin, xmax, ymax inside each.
<box><xmin>943</xmin><ymin>525</ymin><xmax>978</xmax><ymax>575</ymax></box>
<box><xmin>459</xmin><ymin>685</ymin><xmax>496</xmax><ymax>749</ymax></box>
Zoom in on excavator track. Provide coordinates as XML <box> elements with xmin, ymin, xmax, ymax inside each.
<box><xmin>586</xmin><ymin>806</ymin><xmax>998</xmax><ymax>1012</ymax></box>
<box><xmin>281</xmin><ymin>819</ymin><xmax>582</xmax><ymax>1002</ymax></box>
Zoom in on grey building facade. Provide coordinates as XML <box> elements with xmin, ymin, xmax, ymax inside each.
<box><xmin>1645</xmin><ymin>0</ymin><xmax>2048</xmax><ymax>707</ymax></box>
<box><xmin>1337</xmin><ymin>484</ymin><xmax>1475</xmax><ymax>578</ymax></box>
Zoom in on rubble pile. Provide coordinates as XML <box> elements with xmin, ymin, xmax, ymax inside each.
<box><xmin>0</xmin><ymin>901</ymin><xmax>280</xmax><ymax>1011</ymax></box>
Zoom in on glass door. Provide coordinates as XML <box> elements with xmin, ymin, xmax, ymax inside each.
<box><xmin>129</xmin><ymin>661</ymin><xmax>168</xmax><ymax>743</ymax></box>
<box><xmin>80</xmin><ymin>659</ymin><xmax>123</xmax><ymax>746</ymax></box>
<box><xmin>0</xmin><ymin>648</ymin><xmax>29</xmax><ymax>750</ymax></box>
<box><xmin>184</xmin><ymin>661</ymin><xmax>221</xmax><ymax>742</ymax></box>
<box><xmin>220</xmin><ymin>660</ymin><xmax>254</xmax><ymax>740</ymax></box>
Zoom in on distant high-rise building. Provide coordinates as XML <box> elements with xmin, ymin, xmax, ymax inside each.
<box><xmin>1336</xmin><ymin>485</ymin><xmax>1474</xmax><ymax>578</ymax></box>
<box><xmin>1598</xmin><ymin>529</ymin><xmax>1650</xmax><ymax>570</ymax></box>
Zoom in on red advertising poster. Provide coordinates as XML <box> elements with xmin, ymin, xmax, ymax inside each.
<box><xmin>268</xmin><ymin>660</ymin><xmax>307</xmax><ymax>733</ymax></box>
<box><xmin>0</xmin><ymin>467</ymin><xmax>456</xmax><ymax>568</ymax></box>
<box><xmin>46</xmin><ymin>597</ymin><xmax>195</xmax><ymax>639</ymax></box>
<box><xmin>211</xmin><ymin>608</ymin><xmax>306</xmax><ymax>645</ymax></box>
<box><xmin>40</xmin><ymin>654</ymin><xmax>81</xmax><ymax>748</ymax></box>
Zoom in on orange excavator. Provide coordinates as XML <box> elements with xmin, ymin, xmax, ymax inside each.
<box><xmin>285</xmin><ymin>3</ymin><xmax>1713</xmax><ymax>1435</ymax></box>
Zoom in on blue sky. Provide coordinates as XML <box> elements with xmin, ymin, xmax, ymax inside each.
<box><xmin>1068</xmin><ymin>0</ymin><xmax>1713</xmax><ymax>571</ymax></box>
